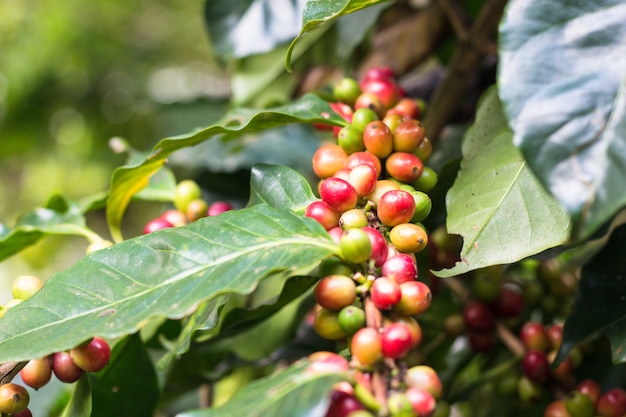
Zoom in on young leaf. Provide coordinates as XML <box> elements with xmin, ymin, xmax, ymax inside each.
<box><xmin>107</xmin><ymin>94</ymin><xmax>346</xmax><ymax>242</ymax></box>
<box><xmin>248</xmin><ymin>164</ymin><xmax>318</xmax><ymax>213</ymax></box>
<box><xmin>0</xmin><ymin>204</ymin><xmax>339</xmax><ymax>363</ymax></box>
<box><xmin>286</xmin><ymin>0</ymin><xmax>392</xmax><ymax>71</ymax></box>
<box><xmin>176</xmin><ymin>359</ymin><xmax>345</xmax><ymax>417</ymax></box>
<box><xmin>557</xmin><ymin>222</ymin><xmax>626</xmax><ymax>365</ymax></box>
<box><xmin>90</xmin><ymin>334</ymin><xmax>159</xmax><ymax>417</ymax></box>
<box><xmin>434</xmin><ymin>87</ymin><xmax>571</xmax><ymax>277</ymax></box>
<box><xmin>499</xmin><ymin>0</ymin><xmax>626</xmax><ymax>241</ymax></box>
<box><xmin>0</xmin><ymin>195</ymin><xmax>99</xmax><ymax>262</ymax></box>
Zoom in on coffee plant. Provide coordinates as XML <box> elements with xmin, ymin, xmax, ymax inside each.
<box><xmin>1</xmin><ymin>0</ymin><xmax>625</xmax><ymax>416</ymax></box>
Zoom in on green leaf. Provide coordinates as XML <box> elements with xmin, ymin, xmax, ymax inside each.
<box><xmin>0</xmin><ymin>204</ymin><xmax>339</xmax><ymax>363</ymax></box>
<box><xmin>59</xmin><ymin>374</ymin><xmax>92</xmax><ymax>417</ymax></box>
<box><xmin>0</xmin><ymin>195</ymin><xmax>99</xmax><ymax>262</ymax></box>
<box><xmin>286</xmin><ymin>0</ymin><xmax>392</xmax><ymax>71</ymax></box>
<box><xmin>434</xmin><ymin>87</ymin><xmax>571</xmax><ymax>277</ymax></box>
<box><xmin>499</xmin><ymin>0</ymin><xmax>626</xmax><ymax>240</ymax></box>
<box><xmin>248</xmin><ymin>164</ymin><xmax>318</xmax><ymax>213</ymax></box>
<box><xmin>177</xmin><ymin>359</ymin><xmax>345</xmax><ymax>417</ymax></box>
<box><xmin>107</xmin><ymin>93</ymin><xmax>346</xmax><ymax>242</ymax></box>
<box><xmin>557</xmin><ymin>222</ymin><xmax>626</xmax><ymax>364</ymax></box>
<box><xmin>91</xmin><ymin>334</ymin><xmax>159</xmax><ymax>417</ymax></box>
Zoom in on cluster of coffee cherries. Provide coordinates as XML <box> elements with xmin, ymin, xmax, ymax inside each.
<box><xmin>302</xmin><ymin>69</ymin><xmax>444</xmax><ymax>417</ymax></box>
<box><xmin>544</xmin><ymin>380</ymin><xmax>626</xmax><ymax>417</ymax></box>
<box><xmin>143</xmin><ymin>179</ymin><xmax>234</xmax><ymax>234</ymax></box>
<box><xmin>0</xmin><ymin>275</ymin><xmax>112</xmax><ymax>416</ymax></box>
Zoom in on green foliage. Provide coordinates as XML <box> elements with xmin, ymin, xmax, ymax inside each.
<box><xmin>435</xmin><ymin>87</ymin><xmax>571</xmax><ymax>277</ymax></box>
<box><xmin>499</xmin><ymin>0</ymin><xmax>626</xmax><ymax>241</ymax></box>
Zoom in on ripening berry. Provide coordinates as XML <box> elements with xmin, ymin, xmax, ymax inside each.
<box><xmin>0</xmin><ymin>383</ymin><xmax>29</xmax><ymax>415</ymax></box>
<box><xmin>313</xmin><ymin>144</ymin><xmax>349</xmax><ymax>179</ymax></box>
<box><xmin>320</xmin><ymin>177</ymin><xmax>358</xmax><ymax>213</ymax></box>
<box><xmin>388</xmin><ymin>223</ymin><xmax>428</xmax><ymax>253</ymax></box>
<box><xmin>314</xmin><ymin>275</ymin><xmax>357</xmax><ymax>311</ymax></box>
<box><xmin>377</xmin><ymin>190</ymin><xmax>416</xmax><ymax>227</ymax></box>
<box><xmin>351</xmin><ymin>327</ymin><xmax>382</xmax><ymax>366</ymax></box>
<box><xmin>363</xmin><ymin>121</ymin><xmax>393</xmax><ymax>158</ymax></box>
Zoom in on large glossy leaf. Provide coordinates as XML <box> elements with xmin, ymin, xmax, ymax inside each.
<box><xmin>499</xmin><ymin>0</ymin><xmax>626</xmax><ymax>241</ymax></box>
<box><xmin>248</xmin><ymin>164</ymin><xmax>317</xmax><ymax>213</ymax></box>
<box><xmin>0</xmin><ymin>195</ymin><xmax>99</xmax><ymax>262</ymax></box>
<box><xmin>557</xmin><ymin>222</ymin><xmax>626</xmax><ymax>364</ymax></box>
<box><xmin>204</xmin><ymin>0</ymin><xmax>310</xmax><ymax>61</ymax></box>
<box><xmin>106</xmin><ymin>94</ymin><xmax>347</xmax><ymax>242</ymax></box>
<box><xmin>91</xmin><ymin>334</ymin><xmax>159</xmax><ymax>417</ymax></box>
<box><xmin>0</xmin><ymin>204</ymin><xmax>339</xmax><ymax>363</ymax></box>
<box><xmin>285</xmin><ymin>0</ymin><xmax>391</xmax><ymax>71</ymax></box>
<box><xmin>434</xmin><ymin>87</ymin><xmax>571</xmax><ymax>277</ymax></box>
<box><xmin>177</xmin><ymin>359</ymin><xmax>345</xmax><ymax>417</ymax></box>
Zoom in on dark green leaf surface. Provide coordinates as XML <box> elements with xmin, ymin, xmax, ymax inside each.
<box><xmin>91</xmin><ymin>334</ymin><xmax>159</xmax><ymax>417</ymax></box>
<box><xmin>177</xmin><ymin>360</ymin><xmax>345</xmax><ymax>417</ymax></box>
<box><xmin>248</xmin><ymin>164</ymin><xmax>318</xmax><ymax>213</ymax></box>
<box><xmin>0</xmin><ymin>195</ymin><xmax>97</xmax><ymax>262</ymax></box>
<box><xmin>286</xmin><ymin>0</ymin><xmax>391</xmax><ymax>71</ymax></box>
<box><xmin>499</xmin><ymin>0</ymin><xmax>626</xmax><ymax>240</ymax></box>
<box><xmin>435</xmin><ymin>87</ymin><xmax>571</xmax><ymax>277</ymax></box>
<box><xmin>558</xmin><ymin>223</ymin><xmax>626</xmax><ymax>364</ymax></box>
<box><xmin>0</xmin><ymin>204</ymin><xmax>338</xmax><ymax>363</ymax></box>
<box><xmin>107</xmin><ymin>94</ymin><xmax>347</xmax><ymax>241</ymax></box>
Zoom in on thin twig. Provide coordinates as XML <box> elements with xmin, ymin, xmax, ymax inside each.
<box><xmin>437</xmin><ymin>0</ymin><xmax>470</xmax><ymax>41</ymax></box>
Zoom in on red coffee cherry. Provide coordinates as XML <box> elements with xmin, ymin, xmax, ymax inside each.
<box><xmin>351</xmin><ymin>327</ymin><xmax>382</xmax><ymax>366</ymax></box>
<box><xmin>389</xmin><ymin>315</ymin><xmax>423</xmax><ymax>347</ymax></box>
<box><xmin>360</xmin><ymin>77</ymin><xmax>400</xmax><ymax>110</ymax></box>
<box><xmin>70</xmin><ymin>337</ymin><xmax>111</xmax><ymax>373</ymax></box>
<box><xmin>363</xmin><ymin>120</ymin><xmax>393</xmax><ymax>158</ymax></box>
<box><xmin>395</xmin><ymin>281</ymin><xmax>432</xmax><ymax>315</ymax></box>
<box><xmin>354</xmin><ymin>92</ymin><xmax>386</xmax><ymax>118</ymax></box>
<box><xmin>305</xmin><ymin>201</ymin><xmax>341</xmax><ymax>230</ymax></box>
<box><xmin>20</xmin><ymin>357</ymin><xmax>52</xmax><ymax>389</ymax></box>
<box><xmin>307</xmin><ymin>351</ymin><xmax>349</xmax><ymax>374</ymax></box>
<box><xmin>325</xmin><ymin>390</ymin><xmax>366</xmax><ymax>417</ymax></box>
<box><xmin>347</xmin><ymin>163</ymin><xmax>378</xmax><ymax>197</ymax></box>
<box><xmin>463</xmin><ymin>301</ymin><xmax>495</xmax><ymax>332</ymax></box>
<box><xmin>575</xmin><ymin>379</ymin><xmax>602</xmax><ymax>405</ymax></box>
<box><xmin>12</xmin><ymin>407</ymin><xmax>33</xmax><ymax>417</ymax></box>
<box><xmin>519</xmin><ymin>321</ymin><xmax>549</xmax><ymax>352</ymax></box>
<box><xmin>370</xmin><ymin>277</ymin><xmax>401</xmax><ymax>310</ymax></box>
<box><xmin>392</xmin><ymin>119</ymin><xmax>426</xmax><ymax>152</ymax></box>
<box><xmin>207</xmin><ymin>201</ymin><xmax>233</xmax><ymax>216</ymax></box>
<box><xmin>361</xmin><ymin>227</ymin><xmax>388</xmax><ymax>267</ymax></box>
<box><xmin>320</xmin><ymin>177</ymin><xmax>358</xmax><ymax>212</ymax></box>
<box><xmin>344</xmin><ymin>151</ymin><xmax>382</xmax><ymax>177</ymax></box>
<box><xmin>596</xmin><ymin>388</ymin><xmax>626</xmax><ymax>417</ymax></box>
<box><xmin>405</xmin><ymin>365</ymin><xmax>442</xmax><ymax>399</ymax></box>
<box><xmin>385</xmin><ymin>152</ymin><xmax>424</xmax><ymax>183</ymax></box>
<box><xmin>546</xmin><ymin>323</ymin><xmax>564</xmax><ymax>351</ymax></box>
<box><xmin>0</xmin><ymin>383</ymin><xmax>29</xmax><ymax>415</ymax></box>
<box><xmin>313</xmin><ymin>144</ymin><xmax>349</xmax><ymax>179</ymax></box>
<box><xmin>405</xmin><ymin>387</ymin><xmax>436</xmax><ymax>417</ymax></box>
<box><xmin>381</xmin><ymin>322</ymin><xmax>413</xmax><ymax>359</ymax></box>
<box><xmin>391</xmin><ymin>98</ymin><xmax>422</xmax><ymax>120</ymax></box>
<box><xmin>366</xmin><ymin>180</ymin><xmax>400</xmax><ymax>207</ymax></box>
<box><xmin>315</xmin><ymin>275</ymin><xmax>357</xmax><ymax>311</ymax></box>
<box><xmin>377</xmin><ymin>190</ymin><xmax>416</xmax><ymax>227</ymax></box>
<box><xmin>492</xmin><ymin>285</ymin><xmax>524</xmax><ymax>318</ymax></box>
<box><xmin>382</xmin><ymin>254</ymin><xmax>418</xmax><ymax>284</ymax></box>
<box><xmin>467</xmin><ymin>329</ymin><xmax>497</xmax><ymax>352</ymax></box>
<box><xmin>143</xmin><ymin>217</ymin><xmax>174</xmax><ymax>234</ymax></box>
<box><xmin>51</xmin><ymin>351</ymin><xmax>84</xmax><ymax>383</ymax></box>
<box><xmin>522</xmin><ymin>350</ymin><xmax>551</xmax><ymax>384</ymax></box>
<box><xmin>389</xmin><ymin>223</ymin><xmax>428</xmax><ymax>253</ymax></box>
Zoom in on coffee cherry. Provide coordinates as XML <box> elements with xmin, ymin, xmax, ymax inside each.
<box><xmin>186</xmin><ymin>198</ymin><xmax>208</xmax><ymax>222</ymax></box>
<box><xmin>377</xmin><ymin>190</ymin><xmax>416</xmax><ymax>227</ymax></box>
<box><xmin>360</xmin><ymin>77</ymin><xmax>400</xmax><ymax>110</ymax></box>
<box><xmin>328</xmin><ymin>227</ymin><xmax>344</xmax><ymax>244</ymax></box>
<box><xmin>382</xmin><ymin>254</ymin><xmax>417</xmax><ymax>284</ymax></box>
<box><xmin>334</xmin><ymin>77</ymin><xmax>362</xmax><ymax>106</ymax></box>
<box><xmin>319</xmin><ymin>257</ymin><xmax>353</xmax><ymax>278</ymax></box>
<box><xmin>363</xmin><ymin>121</ymin><xmax>393</xmax><ymax>158</ymax></box>
<box><xmin>413</xmin><ymin>137</ymin><xmax>432</xmax><ymax>162</ymax></box>
<box><xmin>390</xmin><ymin>315</ymin><xmax>422</xmax><ymax>347</ymax></box>
<box><xmin>338</xmin><ymin>306</ymin><xmax>366</xmax><ymax>335</ymax></box>
<box><xmin>70</xmin><ymin>337</ymin><xmax>111</xmax><ymax>373</ymax></box>
<box><xmin>347</xmin><ymin>164</ymin><xmax>378</xmax><ymax>197</ymax></box>
<box><xmin>519</xmin><ymin>321</ymin><xmax>549</xmax><ymax>352</ymax></box>
<box><xmin>389</xmin><ymin>223</ymin><xmax>428</xmax><ymax>253</ymax></box>
<box><xmin>320</xmin><ymin>178</ymin><xmax>358</xmax><ymax>212</ymax></box>
<box><xmin>522</xmin><ymin>350</ymin><xmax>550</xmax><ymax>384</ymax></box>
<box><xmin>381</xmin><ymin>322</ymin><xmax>414</xmax><ymax>359</ymax></box>
<box><xmin>410</xmin><ymin>191</ymin><xmax>432</xmax><ymax>223</ymax></box>
<box><xmin>382</xmin><ymin>113</ymin><xmax>406</xmax><ymax>132</ymax></box>
<box><xmin>306</xmin><ymin>201</ymin><xmax>341</xmax><ymax>230</ymax></box>
<box><xmin>392</xmin><ymin>119</ymin><xmax>426</xmax><ymax>152</ymax></box>
<box><xmin>143</xmin><ymin>217</ymin><xmax>174</xmax><ymax>234</ymax></box>
<box><xmin>315</xmin><ymin>275</ymin><xmax>357</xmax><ymax>311</ymax></box>
<box><xmin>0</xmin><ymin>383</ymin><xmax>29</xmax><ymax>415</ymax></box>
<box><xmin>467</xmin><ymin>330</ymin><xmax>497</xmax><ymax>352</ymax></box>
<box><xmin>463</xmin><ymin>301</ymin><xmax>495</xmax><ymax>332</ymax></box>
<box><xmin>517</xmin><ymin>375</ymin><xmax>544</xmax><ymax>403</ymax></box>
<box><xmin>395</xmin><ymin>281</ymin><xmax>432</xmax><ymax>315</ymax></box>
<box><xmin>314</xmin><ymin>308</ymin><xmax>348</xmax><ymax>340</ymax></box>
<box><xmin>545</xmin><ymin>323</ymin><xmax>564</xmax><ymax>351</ymax></box>
<box><xmin>313</xmin><ymin>144</ymin><xmax>349</xmax><ymax>179</ymax></box>
<box><xmin>344</xmin><ymin>152</ymin><xmax>382</xmax><ymax>177</ymax></box>
<box><xmin>564</xmin><ymin>391</ymin><xmax>595</xmax><ymax>417</ymax></box>
<box><xmin>575</xmin><ymin>379</ymin><xmax>602</xmax><ymax>405</ymax></box>
<box><xmin>385</xmin><ymin>152</ymin><xmax>424</xmax><ymax>183</ymax></box>
<box><xmin>361</xmin><ymin>227</ymin><xmax>388</xmax><ymax>267</ymax></box>
<box><xmin>366</xmin><ymin>180</ymin><xmax>400</xmax><ymax>207</ymax></box>
<box><xmin>160</xmin><ymin>209</ymin><xmax>187</xmax><ymax>227</ymax></box>
<box><xmin>51</xmin><ymin>351</ymin><xmax>84</xmax><ymax>383</ymax></box>
<box><xmin>492</xmin><ymin>285</ymin><xmax>524</xmax><ymax>318</ymax></box>
<box><xmin>391</xmin><ymin>98</ymin><xmax>422</xmax><ymax>120</ymax></box>
<box><xmin>174</xmin><ymin>179</ymin><xmax>202</xmax><ymax>213</ymax></box>
<box><xmin>405</xmin><ymin>387</ymin><xmax>436</xmax><ymax>417</ymax></box>
<box><xmin>387</xmin><ymin>392</ymin><xmax>415</xmax><ymax>417</ymax></box>
<box><xmin>351</xmin><ymin>108</ymin><xmax>380</xmax><ymax>132</ymax></box>
<box><xmin>351</xmin><ymin>327</ymin><xmax>382</xmax><ymax>366</ymax></box>
<box><xmin>405</xmin><ymin>366</ymin><xmax>442</xmax><ymax>399</ymax></box>
<box><xmin>596</xmin><ymin>388</ymin><xmax>626</xmax><ymax>417</ymax></box>
<box><xmin>370</xmin><ymin>277</ymin><xmax>401</xmax><ymax>310</ymax></box>
<box><xmin>544</xmin><ymin>400</ymin><xmax>572</xmax><ymax>417</ymax></box>
<box><xmin>20</xmin><ymin>357</ymin><xmax>52</xmax><ymax>389</ymax></box>
<box><xmin>325</xmin><ymin>390</ymin><xmax>366</xmax><ymax>417</ymax></box>
<box><xmin>339</xmin><ymin>229</ymin><xmax>373</xmax><ymax>264</ymax></box>
<box><xmin>12</xmin><ymin>407</ymin><xmax>33</xmax><ymax>417</ymax></box>
<box><xmin>11</xmin><ymin>275</ymin><xmax>43</xmax><ymax>301</ymax></box>
<box><xmin>443</xmin><ymin>314</ymin><xmax>466</xmax><ymax>338</ymax></box>
<box><xmin>354</xmin><ymin>93</ymin><xmax>385</xmax><ymax>118</ymax></box>
<box><xmin>411</xmin><ymin>166</ymin><xmax>438</xmax><ymax>193</ymax></box>
<box><xmin>340</xmin><ymin>209</ymin><xmax>369</xmax><ymax>230</ymax></box>
<box><xmin>307</xmin><ymin>351</ymin><xmax>350</xmax><ymax>374</ymax></box>
<box><xmin>338</xmin><ymin>125</ymin><xmax>366</xmax><ymax>154</ymax></box>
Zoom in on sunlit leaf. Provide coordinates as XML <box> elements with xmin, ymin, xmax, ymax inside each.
<box><xmin>499</xmin><ymin>0</ymin><xmax>626</xmax><ymax>241</ymax></box>
<box><xmin>107</xmin><ymin>94</ymin><xmax>347</xmax><ymax>242</ymax></box>
<box><xmin>0</xmin><ymin>204</ymin><xmax>339</xmax><ymax>363</ymax></box>
<box><xmin>434</xmin><ymin>87</ymin><xmax>571</xmax><ymax>277</ymax></box>
<box><xmin>177</xmin><ymin>360</ymin><xmax>345</xmax><ymax>417</ymax></box>
<box><xmin>248</xmin><ymin>164</ymin><xmax>317</xmax><ymax>213</ymax></box>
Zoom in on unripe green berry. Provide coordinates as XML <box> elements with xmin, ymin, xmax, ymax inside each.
<box><xmin>339</xmin><ymin>228</ymin><xmax>373</xmax><ymax>264</ymax></box>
